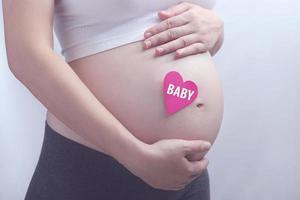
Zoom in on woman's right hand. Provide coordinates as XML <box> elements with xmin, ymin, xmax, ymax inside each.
<box><xmin>123</xmin><ymin>139</ymin><xmax>211</xmax><ymax>191</ymax></box>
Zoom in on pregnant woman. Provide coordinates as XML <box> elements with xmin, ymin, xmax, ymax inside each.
<box><xmin>3</xmin><ymin>0</ymin><xmax>224</xmax><ymax>199</ymax></box>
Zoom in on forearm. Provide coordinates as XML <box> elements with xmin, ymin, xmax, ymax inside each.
<box><xmin>7</xmin><ymin>46</ymin><xmax>144</xmax><ymax>163</ymax></box>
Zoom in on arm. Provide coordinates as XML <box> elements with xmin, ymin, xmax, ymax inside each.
<box><xmin>2</xmin><ymin>0</ymin><xmax>142</xmax><ymax>163</ymax></box>
<box><xmin>3</xmin><ymin>0</ymin><xmax>212</xmax><ymax>191</ymax></box>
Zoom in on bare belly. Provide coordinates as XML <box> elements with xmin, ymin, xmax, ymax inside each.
<box><xmin>46</xmin><ymin>40</ymin><xmax>224</xmax><ymax>151</ymax></box>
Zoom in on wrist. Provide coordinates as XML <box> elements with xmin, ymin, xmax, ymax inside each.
<box><xmin>109</xmin><ymin>130</ymin><xmax>150</xmax><ymax>167</ymax></box>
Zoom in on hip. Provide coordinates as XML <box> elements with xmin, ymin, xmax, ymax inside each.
<box><xmin>25</xmin><ymin>120</ymin><xmax>210</xmax><ymax>200</ymax></box>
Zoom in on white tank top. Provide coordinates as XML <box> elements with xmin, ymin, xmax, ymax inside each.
<box><xmin>53</xmin><ymin>0</ymin><xmax>216</xmax><ymax>62</ymax></box>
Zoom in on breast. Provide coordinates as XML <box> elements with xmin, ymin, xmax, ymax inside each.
<box><xmin>66</xmin><ymin>40</ymin><xmax>224</xmax><ymax>145</ymax></box>
<box><xmin>53</xmin><ymin>0</ymin><xmax>216</xmax><ymax>62</ymax></box>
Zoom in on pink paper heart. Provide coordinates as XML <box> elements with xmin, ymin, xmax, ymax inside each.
<box><xmin>163</xmin><ymin>71</ymin><xmax>198</xmax><ymax>115</ymax></box>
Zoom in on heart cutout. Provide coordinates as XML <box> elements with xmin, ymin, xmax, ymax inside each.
<box><xmin>163</xmin><ymin>71</ymin><xmax>198</xmax><ymax>115</ymax></box>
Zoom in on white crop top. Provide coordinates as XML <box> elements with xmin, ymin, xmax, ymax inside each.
<box><xmin>53</xmin><ymin>0</ymin><xmax>216</xmax><ymax>62</ymax></box>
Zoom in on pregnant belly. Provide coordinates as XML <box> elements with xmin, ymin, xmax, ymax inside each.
<box><xmin>47</xmin><ymin>40</ymin><xmax>224</xmax><ymax>149</ymax></box>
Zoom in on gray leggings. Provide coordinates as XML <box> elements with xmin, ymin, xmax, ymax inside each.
<box><xmin>25</xmin><ymin>120</ymin><xmax>210</xmax><ymax>200</ymax></box>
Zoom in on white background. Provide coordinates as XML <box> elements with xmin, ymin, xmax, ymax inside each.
<box><xmin>1</xmin><ymin>0</ymin><xmax>300</xmax><ymax>199</ymax></box>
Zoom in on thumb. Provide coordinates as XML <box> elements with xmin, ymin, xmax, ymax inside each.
<box><xmin>182</xmin><ymin>140</ymin><xmax>211</xmax><ymax>155</ymax></box>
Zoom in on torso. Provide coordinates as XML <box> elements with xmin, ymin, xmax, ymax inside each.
<box><xmin>46</xmin><ymin>40</ymin><xmax>224</xmax><ymax>152</ymax></box>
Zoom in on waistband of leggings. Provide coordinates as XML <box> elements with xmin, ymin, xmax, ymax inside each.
<box><xmin>43</xmin><ymin>120</ymin><xmax>118</xmax><ymax>163</ymax></box>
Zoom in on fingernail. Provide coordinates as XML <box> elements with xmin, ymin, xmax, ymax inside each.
<box><xmin>144</xmin><ymin>40</ymin><xmax>151</xmax><ymax>48</ymax></box>
<box><xmin>205</xmin><ymin>159</ymin><xmax>209</xmax><ymax>166</ymax></box>
<box><xmin>145</xmin><ymin>32</ymin><xmax>152</xmax><ymax>38</ymax></box>
<box><xmin>156</xmin><ymin>47</ymin><xmax>164</xmax><ymax>55</ymax></box>
<box><xmin>175</xmin><ymin>50</ymin><xmax>183</xmax><ymax>58</ymax></box>
<box><xmin>204</xmin><ymin>142</ymin><xmax>211</xmax><ymax>150</ymax></box>
<box><xmin>160</xmin><ymin>10</ymin><xmax>169</xmax><ymax>15</ymax></box>
<box><xmin>177</xmin><ymin>49</ymin><xmax>183</xmax><ymax>55</ymax></box>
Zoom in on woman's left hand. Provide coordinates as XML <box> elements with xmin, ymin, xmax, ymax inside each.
<box><xmin>143</xmin><ymin>2</ymin><xmax>224</xmax><ymax>58</ymax></box>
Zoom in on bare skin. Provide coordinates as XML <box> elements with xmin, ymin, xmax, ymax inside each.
<box><xmin>47</xmin><ymin>41</ymin><xmax>224</xmax><ymax>160</ymax></box>
<box><xmin>2</xmin><ymin>0</ymin><xmax>219</xmax><ymax>191</ymax></box>
<box><xmin>143</xmin><ymin>2</ymin><xmax>224</xmax><ymax>57</ymax></box>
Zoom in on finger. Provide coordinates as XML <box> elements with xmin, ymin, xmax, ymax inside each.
<box><xmin>144</xmin><ymin>14</ymin><xmax>189</xmax><ymax>39</ymax></box>
<box><xmin>144</xmin><ymin>25</ymin><xmax>193</xmax><ymax>49</ymax></box>
<box><xmin>158</xmin><ymin>2</ymin><xmax>192</xmax><ymax>20</ymax></box>
<box><xmin>189</xmin><ymin>173</ymin><xmax>200</xmax><ymax>180</ymax></box>
<box><xmin>189</xmin><ymin>158</ymin><xmax>209</xmax><ymax>176</ymax></box>
<box><xmin>154</xmin><ymin>33</ymin><xmax>198</xmax><ymax>56</ymax></box>
<box><xmin>183</xmin><ymin>140</ymin><xmax>211</xmax><ymax>155</ymax></box>
<box><xmin>182</xmin><ymin>171</ymin><xmax>200</xmax><ymax>184</ymax></box>
<box><xmin>167</xmin><ymin>185</ymin><xmax>185</xmax><ymax>191</ymax></box>
<box><xmin>181</xmin><ymin>173</ymin><xmax>200</xmax><ymax>187</ymax></box>
<box><xmin>175</xmin><ymin>43</ymin><xmax>209</xmax><ymax>58</ymax></box>
<box><xmin>176</xmin><ymin>182</ymin><xmax>188</xmax><ymax>190</ymax></box>
<box><xmin>185</xmin><ymin>151</ymin><xmax>207</xmax><ymax>162</ymax></box>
